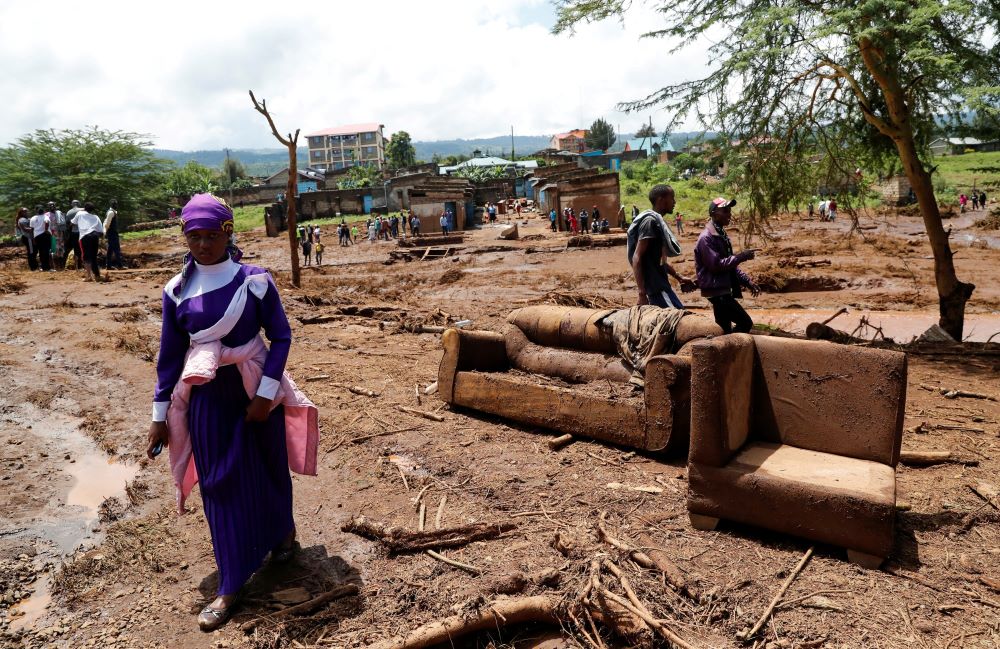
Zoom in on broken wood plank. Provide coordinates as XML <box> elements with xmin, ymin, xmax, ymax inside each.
<box><xmin>398</xmin><ymin>405</ymin><xmax>445</xmax><ymax>422</ymax></box>
<box><xmin>342</xmin><ymin>515</ymin><xmax>516</xmax><ymax>552</ymax></box>
<box><xmin>299</xmin><ymin>314</ymin><xmax>340</xmax><ymax>325</ymax></box>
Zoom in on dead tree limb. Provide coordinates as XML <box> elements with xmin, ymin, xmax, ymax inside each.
<box><xmin>241</xmin><ymin>582</ymin><xmax>359</xmax><ymax>633</ymax></box>
<box><xmin>364</xmin><ymin>595</ymin><xmax>562</xmax><ymax>649</ymax></box>
<box><xmin>342</xmin><ymin>515</ymin><xmax>516</xmax><ymax>552</ymax></box>
<box><xmin>739</xmin><ymin>546</ymin><xmax>814</xmax><ymax>640</ymax></box>
<box><xmin>969</xmin><ymin>482</ymin><xmax>1000</xmax><ymax>511</ymax></box>
<box><xmin>249</xmin><ymin>89</ymin><xmax>301</xmax><ymax>287</ymax></box>
<box><xmin>899</xmin><ymin>450</ymin><xmax>979</xmax><ymax>467</ymax></box>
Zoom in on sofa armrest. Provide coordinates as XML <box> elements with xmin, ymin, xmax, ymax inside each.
<box><xmin>689</xmin><ymin>334</ymin><xmax>755</xmax><ymax>467</ymax></box>
<box><xmin>439</xmin><ymin>329</ymin><xmax>510</xmax><ymax>403</ymax></box>
<box><xmin>644</xmin><ymin>354</ymin><xmax>691</xmax><ymax>452</ymax></box>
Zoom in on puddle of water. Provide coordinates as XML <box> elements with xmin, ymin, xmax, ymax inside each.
<box><xmin>8</xmin><ymin>576</ymin><xmax>52</xmax><ymax>632</ymax></box>
<box><xmin>752</xmin><ymin>308</ymin><xmax>1000</xmax><ymax>343</ymax></box>
<box><xmin>65</xmin><ymin>454</ymin><xmax>138</xmax><ymax>519</ymax></box>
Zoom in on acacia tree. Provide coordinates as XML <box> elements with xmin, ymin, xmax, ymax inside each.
<box><xmin>634</xmin><ymin>123</ymin><xmax>657</xmax><ymax>138</ymax></box>
<box><xmin>0</xmin><ymin>127</ymin><xmax>170</xmax><ymax>223</ymax></box>
<box><xmin>249</xmin><ymin>90</ymin><xmax>301</xmax><ymax>287</ymax></box>
<box><xmin>556</xmin><ymin>0</ymin><xmax>999</xmax><ymax>340</ymax></box>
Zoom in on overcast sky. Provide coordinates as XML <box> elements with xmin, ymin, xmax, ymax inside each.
<box><xmin>1</xmin><ymin>0</ymin><xmax>708</xmax><ymax>150</ymax></box>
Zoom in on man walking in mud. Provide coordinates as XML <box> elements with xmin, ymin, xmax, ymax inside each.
<box><xmin>694</xmin><ymin>197</ymin><xmax>760</xmax><ymax>333</ymax></box>
<box><xmin>627</xmin><ymin>185</ymin><xmax>694</xmax><ymax>308</ymax></box>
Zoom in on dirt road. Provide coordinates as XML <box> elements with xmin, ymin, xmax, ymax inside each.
<box><xmin>2</xmin><ymin>207</ymin><xmax>999</xmax><ymax>648</ymax></box>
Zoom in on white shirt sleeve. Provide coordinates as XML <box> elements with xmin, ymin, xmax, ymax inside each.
<box><xmin>152</xmin><ymin>401</ymin><xmax>170</xmax><ymax>422</ymax></box>
<box><xmin>256</xmin><ymin>376</ymin><xmax>280</xmax><ymax>400</ymax></box>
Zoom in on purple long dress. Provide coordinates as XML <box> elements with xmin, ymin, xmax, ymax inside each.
<box><xmin>154</xmin><ymin>261</ymin><xmax>294</xmax><ymax>596</ymax></box>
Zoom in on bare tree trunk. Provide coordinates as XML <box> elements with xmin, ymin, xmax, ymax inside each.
<box><xmin>249</xmin><ymin>90</ymin><xmax>302</xmax><ymax>287</ymax></box>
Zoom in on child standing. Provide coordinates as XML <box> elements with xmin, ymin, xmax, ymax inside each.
<box><xmin>314</xmin><ymin>241</ymin><xmax>324</xmax><ymax>265</ymax></box>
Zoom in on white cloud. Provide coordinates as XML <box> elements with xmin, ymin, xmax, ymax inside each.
<box><xmin>0</xmin><ymin>0</ymin><xmax>709</xmax><ymax>150</ymax></box>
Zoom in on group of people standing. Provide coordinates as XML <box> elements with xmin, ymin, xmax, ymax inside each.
<box><xmin>959</xmin><ymin>190</ymin><xmax>988</xmax><ymax>212</ymax></box>
<box><xmin>547</xmin><ymin>205</ymin><xmax>610</xmax><ymax>234</ymax></box>
<box><xmin>13</xmin><ymin>199</ymin><xmax>123</xmax><ymax>280</ymax></box>
<box><xmin>296</xmin><ymin>224</ymin><xmax>324</xmax><ymax>266</ymax></box>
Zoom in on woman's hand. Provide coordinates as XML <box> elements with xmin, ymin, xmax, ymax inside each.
<box><xmin>245</xmin><ymin>395</ymin><xmax>273</xmax><ymax>423</ymax></box>
<box><xmin>147</xmin><ymin>422</ymin><xmax>169</xmax><ymax>460</ymax></box>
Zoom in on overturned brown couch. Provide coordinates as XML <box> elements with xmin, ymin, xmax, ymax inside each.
<box><xmin>686</xmin><ymin>334</ymin><xmax>907</xmax><ymax>567</ymax></box>
<box><xmin>437</xmin><ymin>305</ymin><xmax>720</xmax><ymax>453</ymax></box>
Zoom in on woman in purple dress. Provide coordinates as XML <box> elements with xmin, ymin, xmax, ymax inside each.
<box><xmin>147</xmin><ymin>194</ymin><xmax>308</xmax><ymax>631</ymax></box>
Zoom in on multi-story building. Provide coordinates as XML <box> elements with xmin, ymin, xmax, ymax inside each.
<box><xmin>550</xmin><ymin>129</ymin><xmax>588</xmax><ymax>153</ymax></box>
<box><xmin>305</xmin><ymin>123</ymin><xmax>386</xmax><ymax>171</ymax></box>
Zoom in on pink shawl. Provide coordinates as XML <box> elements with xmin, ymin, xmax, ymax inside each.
<box><xmin>166</xmin><ymin>334</ymin><xmax>319</xmax><ymax>513</ymax></box>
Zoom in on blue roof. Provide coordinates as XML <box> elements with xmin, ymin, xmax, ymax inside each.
<box><xmin>626</xmin><ymin>138</ymin><xmax>656</xmax><ymax>155</ymax></box>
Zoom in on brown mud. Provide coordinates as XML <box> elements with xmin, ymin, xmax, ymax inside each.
<box><xmin>1</xmin><ymin>204</ymin><xmax>999</xmax><ymax>648</ymax></box>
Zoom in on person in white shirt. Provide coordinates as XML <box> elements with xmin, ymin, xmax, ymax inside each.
<box><xmin>46</xmin><ymin>201</ymin><xmax>66</xmax><ymax>268</ymax></box>
<box><xmin>29</xmin><ymin>206</ymin><xmax>52</xmax><ymax>271</ymax></box>
<box><xmin>72</xmin><ymin>202</ymin><xmax>105</xmax><ymax>281</ymax></box>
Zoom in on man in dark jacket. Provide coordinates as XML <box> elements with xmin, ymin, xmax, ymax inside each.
<box><xmin>694</xmin><ymin>197</ymin><xmax>760</xmax><ymax>333</ymax></box>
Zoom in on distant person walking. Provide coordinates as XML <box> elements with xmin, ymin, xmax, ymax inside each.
<box><xmin>440</xmin><ymin>213</ymin><xmax>449</xmax><ymax>235</ymax></box>
<box><xmin>617</xmin><ymin>204</ymin><xmax>625</xmax><ymax>228</ymax></box>
<box><xmin>972</xmin><ymin>192</ymin><xmax>980</xmax><ymax>210</ymax></box>
<box><xmin>959</xmin><ymin>193</ymin><xmax>968</xmax><ymax>213</ymax></box>
<box><xmin>980</xmin><ymin>191</ymin><xmax>987</xmax><ymax>209</ymax></box>
<box><xmin>579</xmin><ymin>209</ymin><xmax>589</xmax><ymax>234</ymax></box>
<box><xmin>15</xmin><ymin>208</ymin><xmax>37</xmax><ymax>271</ymax></box>
<box><xmin>301</xmin><ymin>235</ymin><xmax>312</xmax><ymax>265</ymax></box>
<box><xmin>351</xmin><ymin>224</ymin><xmax>358</xmax><ymax>243</ymax></box>
<box><xmin>72</xmin><ymin>202</ymin><xmax>106</xmax><ymax>282</ymax></box>
<box><xmin>675</xmin><ymin>212</ymin><xmax>684</xmax><ymax>234</ymax></box>
<box><xmin>105</xmin><ymin>200</ymin><xmax>124</xmax><ymax>269</ymax></box>
<box><xmin>30</xmin><ymin>206</ymin><xmax>52</xmax><ymax>272</ymax></box>
<box><xmin>550</xmin><ymin>208</ymin><xmax>557</xmax><ymax>231</ymax></box>
<box><xmin>410</xmin><ymin>215</ymin><xmax>420</xmax><ymax>237</ymax></box>
<box><xmin>827</xmin><ymin>197</ymin><xmax>837</xmax><ymax>222</ymax></box>
<box><xmin>694</xmin><ymin>197</ymin><xmax>760</xmax><ymax>334</ymax></box>
<box><xmin>46</xmin><ymin>202</ymin><xmax>66</xmax><ymax>268</ymax></box>
<box><xmin>314</xmin><ymin>241</ymin><xmax>324</xmax><ymax>265</ymax></box>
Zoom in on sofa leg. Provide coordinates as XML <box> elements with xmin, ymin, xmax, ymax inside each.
<box><xmin>688</xmin><ymin>513</ymin><xmax>720</xmax><ymax>531</ymax></box>
<box><xmin>846</xmin><ymin>549</ymin><xmax>885</xmax><ymax>569</ymax></box>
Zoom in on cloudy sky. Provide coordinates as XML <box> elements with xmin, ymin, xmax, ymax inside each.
<box><xmin>1</xmin><ymin>0</ymin><xmax>708</xmax><ymax>150</ymax></box>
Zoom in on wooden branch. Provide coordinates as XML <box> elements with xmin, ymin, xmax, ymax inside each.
<box><xmin>739</xmin><ymin>546</ymin><xmax>814</xmax><ymax>640</ymax></box>
<box><xmin>350</xmin><ymin>425</ymin><xmax>423</xmax><ymax>444</ymax></box>
<box><xmin>342</xmin><ymin>515</ymin><xmax>516</xmax><ymax>552</ymax></box>
<box><xmin>240</xmin><ymin>583</ymin><xmax>359</xmax><ymax>632</ymax></box>
<box><xmin>548</xmin><ymin>434</ymin><xmax>575</xmax><ymax>450</ymax></box>
<box><xmin>899</xmin><ymin>450</ymin><xmax>978</xmax><ymax>467</ymax></box>
<box><xmin>364</xmin><ymin>595</ymin><xmax>562</xmax><ymax>649</ymax></box>
<box><xmin>969</xmin><ymin>482</ymin><xmax>1000</xmax><ymax>511</ymax></box>
<box><xmin>600</xmin><ymin>559</ymin><xmax>700</xmax><ymax>649</ymax></box>
<box><xmin>248</xmin><ymin>90</ymin><xmax>291</xmax><ymax>147</ymax></box>
<box><xmin>398</xmin><ymin>405</ymin><xmax>445</xmax><ymax>422</ymax></box>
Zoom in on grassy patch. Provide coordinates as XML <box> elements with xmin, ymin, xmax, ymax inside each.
<box><xmin>934</xmin><ymin>151</ymin><xmax>1000</xmax><ymax>192</ymax></box>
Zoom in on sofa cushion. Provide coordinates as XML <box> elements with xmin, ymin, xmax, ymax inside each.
<box><xmin>751</xmin><ymin>336</ymin><xmax>907</xmax><ymax>466</ymax></box>
<box><xmin>688</xmin><ymin>441</ymin><xmax>896</xmax><ymax>557</ymax></box>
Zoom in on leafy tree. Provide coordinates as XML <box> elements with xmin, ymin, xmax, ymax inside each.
<box><xmin>0</xmin><ymin>127</ymin><xmax>170</xmax><ymax>222</ymax></box>
<box><xmin>336</xmin><ymin>163</ymin><xmax>382</xmax><ymax>190</ymax></box>
<box><xmin>164</xmin><ymin>161</ymin><xmax>218</xmax><ymax>197</ymax></box>
<box><xmin>585</xmin><ymin>118</ymin><xmax>616</xmax><ymax>151</ymax></box>
<box><xmin>555</xmin><ymin>0</ymin><xmax>999</xmax><ymax>340</ymax></box>
<box><xmin>635</xmin><ymin>123</ymin><xmax>657</xmax><ymax>138</ymax></box>
<box><xmin>454</xmin><ymin>164</ymin><xmax>509</xmax><ymax>183</ymax></box>
<box><xmin>385</xmin><ymin>131</ymin><xmax>417</xmax><ymax>169</ymax></box>
<box><xmin>220</xmin><ymin>156</ymin><xmax>247</xmax><ymax>186</ymax></box>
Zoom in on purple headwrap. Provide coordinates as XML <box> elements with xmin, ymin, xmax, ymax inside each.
<box><xmin>181</xmin><ymin>193</ymin><xmax>236</xmax><ymax>234</ymax></box>
<box><xmin>173</xmin><ymin>194</ymin><xmax>243</xmax><ymax>298</ymax></box>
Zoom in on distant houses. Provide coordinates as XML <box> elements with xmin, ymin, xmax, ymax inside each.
<box><xmin>549</xmin><ymin>129</ymin><xmax>588</xmax><ymax>153</ymax></box>
<box><xmin>928</xmin><ymin>137</ymin><xmax>1000</xmax><ymax>156</ymax></box>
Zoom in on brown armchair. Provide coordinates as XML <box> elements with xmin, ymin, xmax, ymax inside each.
<box><xmin>686</xmin><ymin>334</ymin><xmax>907</xmax><ymax>567</ymax></box>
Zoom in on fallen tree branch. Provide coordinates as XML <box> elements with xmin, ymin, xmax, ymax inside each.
<box><xmin>342</xmin><ymin>515</ymin><xmax>516</xmax><ymax>552</ymax></box>
<box><xmin>969</xmin><ymin>482</ymin><xmax>1000</xmax><ymax>511</ymax></box>
<box><xmin>241</xmin><ymin>583</ymin><xmax>359</xmax><ymax>633</ymax></box>
<box><xmin>548</xmin><ymin>434</ymin><xmax>575</xmax><ymax>450</ymax></box>
<box><xmin>899</xmin><ymin>450</ymin><xmax>979</xmax><ymax>467</ymax></box>
<box><xmin>350</xmin><ymin>425</ymin><xmax>424</xmax><ymax>444</ymax></box>
<box><xmin>398</xmin><ymin>405</ymin><xmax>446</xmax><ymax>422</ymax></box>
<box><xmin>739</xmin><ymin>546</ymin><xmax>814</xmax><ymax>640</ymax></box>
<box><xmin>364</xmin><ymin>595</ymin><xmax>562</xmax><ymax>649</ymax></box>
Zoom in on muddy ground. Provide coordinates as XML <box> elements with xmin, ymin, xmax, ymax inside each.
<box><xmin>1</xmin><ymin>204</ymin><xmax>1000</xmax><ymax>649</ymax></box>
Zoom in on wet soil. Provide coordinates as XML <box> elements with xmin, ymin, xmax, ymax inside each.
<box><xmin>1</xmin><ymin>204</ymin><xmax>999</xmax><ymax>648</ymax></box>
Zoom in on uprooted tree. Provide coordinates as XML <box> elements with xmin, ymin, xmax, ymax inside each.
<box><xmin>249</xmin><ymin>90</ymin><xmax>302</xmax><ymax>287</ymax></box>
<box><xmin>555</xmin><ymin>0</ymin><xmax>999</xmax><ymax>340</ymax></box>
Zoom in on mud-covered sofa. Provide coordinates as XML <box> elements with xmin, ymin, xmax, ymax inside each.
<box><xmin>437</xmin><ymin>305</ymin><xmax>720</xmax><ymax>453</ymax></box>
<box><xmin>686</xmin><ymin>334</ymin><xmax>907</xmax><ymax>567</ymax></box>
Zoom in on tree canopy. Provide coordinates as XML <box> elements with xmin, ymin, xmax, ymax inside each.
<box><xmin>386</xmin><ymin>131</ymin><xmax>417</xmax><ymax>169</ymax></box>
<box><xmin>585</xmin><ymin>118</ymin><xmax>616</xmax><ymax>151</ymax></box>
<box><xmin>634</xmin><ymin>123</ymin><xmax>656</xmax><ymax>138</ymax></box>
<box><xmin>0</xmin><ymin>127</ymin><xmax>170</xmax><ymax>220</ymax></box>
<box><xmin>555</xmin><ymin>0</ymin><xmax>999</xmax><ymax>339</ymax></box>
<box><xmin>164</xmin><ymin>160</ymin><xmax>219</xmax><ymax>197</ymax></box>
<box><xmin>336</xmin><ymin>163</ymin><xmax>383</xmax><ymax>190</ymax></box>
